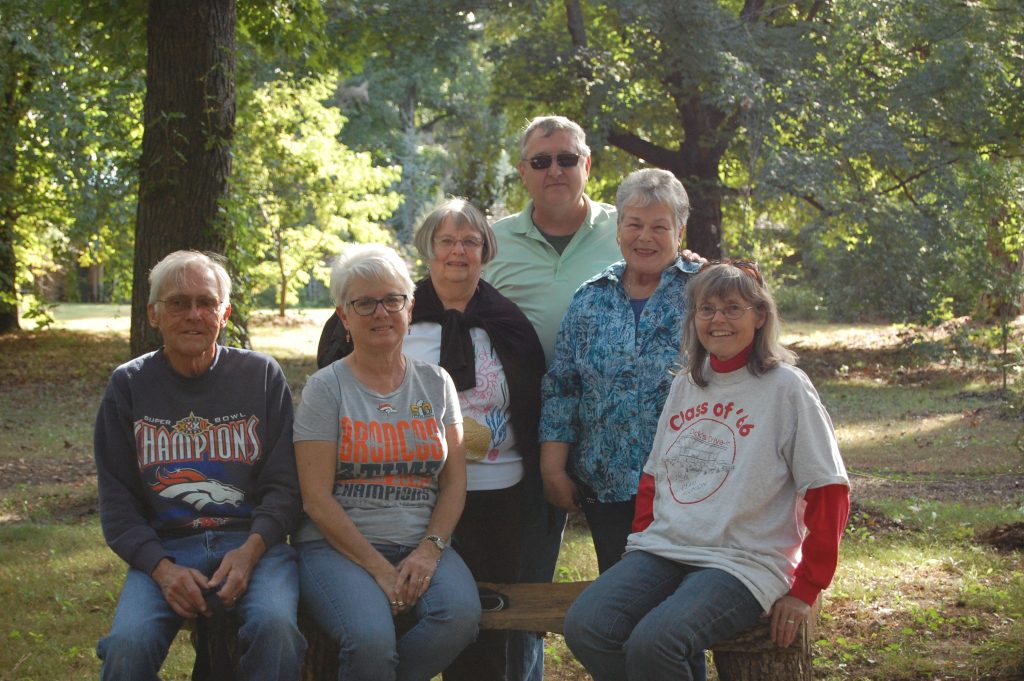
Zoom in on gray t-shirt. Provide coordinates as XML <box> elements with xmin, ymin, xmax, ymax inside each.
<box><xmin>293</xmin><ymin>357</ymin><xmax>462</xmax><ymax>547</ymax></box>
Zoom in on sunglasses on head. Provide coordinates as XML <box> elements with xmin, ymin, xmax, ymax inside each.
<box><xmin>698</xmin><ymin>259</ymin><xmax>764</xmax><ymax>286</ymax></box>
<box><xmin>527</xmin><ymin>153</ymin><xmax>581</xmax><ymax>170</ymax></box>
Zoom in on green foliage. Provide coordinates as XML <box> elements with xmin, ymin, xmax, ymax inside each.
<box><xmin>760</xmin><ymin>0</ymin><xmax>1024</xmax><ymax>324</ymax></box>
<box><xmin>226</xmin><ymin>74</ymin><xmax>401</xmax><ymax>317</ymax></box>
<box><xmin>328</xmin><ymin>1</ymin><xmax>507</xmax><ymax>239</ymax></box>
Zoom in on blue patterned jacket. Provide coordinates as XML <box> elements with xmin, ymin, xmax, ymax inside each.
<box><xmin>539</xmin><ymin>257</ymin><xmax>699</xmax><ymax>502</ymax></box>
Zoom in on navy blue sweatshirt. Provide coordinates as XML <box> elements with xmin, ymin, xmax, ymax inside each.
<box><xmin>94</xmin><ymin>346</ymin><xmax>301</xmax><ymax>574</ymax></box>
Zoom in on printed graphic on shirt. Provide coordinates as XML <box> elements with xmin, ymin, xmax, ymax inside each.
<box><xmin>150</xmin><ymin>467</ymin><xmax>245</xmax><ymax>510</ymax></box>
<box><xmin>660</xmin><ymin>401</ymin><xmax>759</xmax><ymax>504</ymax></box>
<box><xmin>410</xmin><ymin>400</ymin><xmax>434</xmax><ymax>417</ymax></box>
<box><xmin>134</xmin><ymin>412</ymin><xmax>262</xmax><ymax>469</ymax></box>
<box><xmin>463</xmin><ymin>417</ymin><xmax>492</xmax><ymax>461</ymax></box>
<box><xmin>462</xmin><ymin>343</ymin><xmax>510</xmax><ymax>462</ymax></box>
<box><xmin>661</xmin><ymin>418</ymin><xmax>735</xmax><ymax>503</ymax></box>
<box><xmin>334</xmin><ymin>411</ymin><xmax>445</xmax><ymax>504</ymax></box>
<box><xmin>377</xmin><ymin>402</ymin><xmax>398</xmax><ymax>414</ymax></box>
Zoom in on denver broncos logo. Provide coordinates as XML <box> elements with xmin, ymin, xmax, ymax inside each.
<box><xmin>150</xmin><ymin>467</ymin><xmax>245</xmax><ymax>511</ymax></box>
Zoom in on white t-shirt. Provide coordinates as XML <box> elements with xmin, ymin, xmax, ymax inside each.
<box><xmin>405</xmin><ymin>322</ymin><xmax>524</xmax><ymax>491</ymax></box>
<box><xmin>627</xmin><ymin>362</ymin><xmax>849</xmax><ymax>612</ymax></box>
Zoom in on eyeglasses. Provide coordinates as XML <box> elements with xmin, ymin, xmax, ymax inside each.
<box><xmin>698</xmin><ymin>259</ymin><xmax>764</xmax><ymax>286</ymax></box>
<box><xmin>434</xmin><ymin>236</ymin><xmax>484</xmax><ymax>252</ymax></box>
<box><xmin>157</xmin><ymin>295</ymin><xmax>223</xmax><ymax>316</ymax></box>
<box><xmin>696</xmin><ymin>304</ymin><xmax>755</xmax><ymax>320</ymax></box>
<box><xmin>348</xmin><ymin>294</ymin><xmax>408</xmax><ymax>316</ymax></box>
<box><xmin>527</xmin><ymin>153</ymin><xmax>581</xmax><ymax>170</ymax></box>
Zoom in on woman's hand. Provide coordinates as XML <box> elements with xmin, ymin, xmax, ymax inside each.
<box><xmin>368</xmin><ymin>562</ymin><xmax>410</xmax><ymax>616</ymax></box>
<box><xmin>540</xmin><ymin>442</ymin><xmax>579</xmax><ymax>511</ymax></box>
<box><xmin>769</xmin><ymin>594</ymin><xmax>812</xmax><ymax>647</ymax></box>
<box><xmin>396</xmin><ymin>543</ymin><xmax>441</xmax><ymax>606</ymax></box>
<box><xmin>542</xmin><ymin>469</ymin><xmax>580</xmax><ymax>512</ymax></box>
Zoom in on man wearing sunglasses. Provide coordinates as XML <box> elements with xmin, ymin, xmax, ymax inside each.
<box><xmin>482</xmin><ymin>115</ymin><xmax>627</xmax><ymax>681</ymax></box>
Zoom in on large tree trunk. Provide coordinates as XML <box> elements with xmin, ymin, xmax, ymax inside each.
<box><xmin>130</xmin><ymin>0</ymin><xmax>236</xmax><ymax>357</ymax></box>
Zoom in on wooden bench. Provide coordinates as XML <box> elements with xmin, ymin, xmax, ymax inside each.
<box><xmin>194</xmin><ymin>581</ymin><xmax>818</xmax><ymax>681</ymax></box>
<box><xmin>475</xmin><ymin>581</ymin><xmax>818</xmax><ymax>681</ymax></box>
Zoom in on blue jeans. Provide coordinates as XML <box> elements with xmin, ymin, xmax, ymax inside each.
<box><xmin>97</xmin><ymin>531</ymin><xmax>305</xmax><ymax>681</ymax></box>
<box><xmin>297</xmin><ymin>539</ymin><xmax>480</xmax><ymax>681</ymax></box>
<box><xmin>564</xmin><ymin>550</ymin><xmax>763</xmax><ymax>681</ymax></box>
<box><xmin>507</xmin><ymin>473</ymin><xmax>567</xmax><ymax>681</ymax></box>
<box><xmin>581</xmin><ymin>500</ymin><xmax>707</xmax><ymax>681</ymax></box>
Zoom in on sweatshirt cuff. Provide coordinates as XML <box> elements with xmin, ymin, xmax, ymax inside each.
<box><xmin>135</xmin><ymin>540</ymin><xmax>172</xmax><ymax>577</ymax></box>
<box><xmin>250</xmin><ymin>516</ymin><xmax>286</xmax><ymax>549</ymax></box>
<box><xmin>789</xmin><ymin>577</ymin><xmax>822</xmax><ymax>606</ymax></box>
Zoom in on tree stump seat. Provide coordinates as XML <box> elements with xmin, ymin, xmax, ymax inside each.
<box><xmin>192</xmin><ymin>581</ymin><xmax>819</xmax><ymax>681</ymax></box>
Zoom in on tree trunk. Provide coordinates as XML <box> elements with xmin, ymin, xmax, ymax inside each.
<box><xmin>130</xmin><ymin>0</ymin><xmax>236</xmax><ymax>357</ymax></box>
<box><xmin>0</xmin><ymin>39</ymin><xmax>29</xmax><ymax>334</ymax></box>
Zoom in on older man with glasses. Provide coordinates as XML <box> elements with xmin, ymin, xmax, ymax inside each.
<box><xmin>93</xmin><ymin>250</ymin><xmax>306</xmax><ymax>681</ymax></box>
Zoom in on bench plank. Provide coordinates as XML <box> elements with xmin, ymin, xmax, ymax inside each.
<box><xmin>477</xmin><ymin>581</ymin><xmax>591</xmax><ymax>633</ymax></box>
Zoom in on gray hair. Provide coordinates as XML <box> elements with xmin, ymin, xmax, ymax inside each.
<box><xmin>616</xmin><ymin>168</ymin><xmax>690</xmax><ymax>236</ymax></box>
<box><xmin>148</xmin><ymin>250</ymin><xmax>231</xmax><ymax>305</ymax></box>
<box><xmin>682</xmin><ymin>262</ymin><xmax>796</xmax><ymax>387</ymax></box>
<box><xmin>519</xmin><ymin>115</ymin><xmax>592</xmax><ymax>160</ymax></box>
<box><xmin>329</xmin><ymin>244</ymin><xmax>415</xmax><ymax>309</ymax></box>
<box><xmin>413</xmin><ymin>198</ymin><xmax>498</xmax><ymax>265</ymax></box>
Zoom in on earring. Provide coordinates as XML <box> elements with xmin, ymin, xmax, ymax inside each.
<box><xmin>346</xmin><ymin>329</ymin><xmax>351</xmax><ymax>344</ymax></box>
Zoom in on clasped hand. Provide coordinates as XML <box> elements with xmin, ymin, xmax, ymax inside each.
<box><xmin>151</xmin><ymin>538</ymin><xmax>264</xmax><ymax>619</ymax></box>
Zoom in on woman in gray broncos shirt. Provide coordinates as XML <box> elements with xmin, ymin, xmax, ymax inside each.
<box><xmin>292</xmin><ymin>244</ymin><xmax>480</xmax><ymax>681</ymax></box>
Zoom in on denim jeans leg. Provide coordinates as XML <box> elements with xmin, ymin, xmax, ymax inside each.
<box><xmin>229</xmin><ymin>538</ymin><xmax>306</xmax><ymax>681</ymax></box>
<box><xmin>396</xmin><ymin>547</ymin><xmax>480</xmax><ymax>681</ymax></box>
<box><xmin>297</xmin><ymin>539</ymin><xmax>400</xmax><ymax>681</ymax></box>
<box><xmin>97</xmin><ymin>565</ymin><xmax>183</xmax><ymax>681</ymax></box>
<box><xmin>564</xmin><ymin>551</ymin><xmax>760</xmax><ymax>681</ymax></box>
<box><xmin>97</xmin><ymin>533</ymin><xmax>217</xmax><ymax>681</ymax></box>
<box><xmin>507</xmin><ymin>472</ymin><xmax>566</xmax><ymax>681</ymax></box>
<box><xmin>624</xmin><ymin>563</ymin><xmax>762</xmax><ymax>680</ymax></box>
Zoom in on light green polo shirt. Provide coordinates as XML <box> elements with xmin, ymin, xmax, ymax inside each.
<box><xmin>483</xmin><ymin>197</ymin><xmax>621</xmax><ymax>365</ymax></box>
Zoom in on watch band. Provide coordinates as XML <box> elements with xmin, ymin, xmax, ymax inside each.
<box><xmin>424</xmin><ymin>534</ymin><xmax>447</xmax><ymax>552</ymax></box>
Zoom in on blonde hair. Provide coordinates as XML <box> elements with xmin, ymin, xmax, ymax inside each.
<box><xmin>682</xmin><ymin>262</ymin><xmax>797</xmax><ymax>387</ymax></box>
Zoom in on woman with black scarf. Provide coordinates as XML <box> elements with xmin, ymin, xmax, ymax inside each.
<box><xmin>317</xmin><ymin>198</ymin><xmax>545</xmax><ymax>681</ymax></box>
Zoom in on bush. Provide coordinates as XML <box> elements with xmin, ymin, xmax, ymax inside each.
<box><xmin>775</xmin><ymin>282</ymin><xmax>830</xmax><ymax>321</ymax></box>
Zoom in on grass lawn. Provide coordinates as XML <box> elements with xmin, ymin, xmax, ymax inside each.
<box><xmin>1</xmin><ymin>304</ymin><xmax>1022</xmax><ymax>680</ymax></box>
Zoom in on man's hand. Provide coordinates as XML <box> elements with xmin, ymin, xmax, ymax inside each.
<box><xmin>152</xmin><ymin>559</ymin><xmax>211</xmax><ymax>619</ymax></box>
<box><xmin>210</xmin><ymin>534</ymin><xmax>266</xmax><ymax>608</ymax></box>
<box><xmin>679</xmin><ymin>248</ymin><xmax>707</xmax><ymax>265</ymax></box>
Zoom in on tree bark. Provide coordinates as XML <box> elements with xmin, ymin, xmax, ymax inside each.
<box><xmin>0</xmin><ymin>38</ymin><xmax>30</xmax><ymax>334</ymax></box>
<box><xmin>130</xmin><ymin>0</ymin><xmax>236</xmax><ymax>357</ymax></box>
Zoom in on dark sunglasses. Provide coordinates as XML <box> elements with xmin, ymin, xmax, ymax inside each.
<box><xmin>698</xmin><ymin>259</ymin><xmax>764</xmax><ymax>286</ymax></box>
<box><xmin>527</xmin><ymin>153</ymin><xmax>581</xmax><ymax>170</ymax></box>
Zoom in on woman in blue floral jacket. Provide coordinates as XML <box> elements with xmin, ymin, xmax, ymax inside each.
<box><xmin>540</xmin><ymin>168</ymin><xmax>699</xmax><ymax>571</ymax></box>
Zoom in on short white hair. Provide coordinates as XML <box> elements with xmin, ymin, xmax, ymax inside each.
<box><xmin>148</xmin><ymin>251</ymin><xmax>231</xmax><ymax>304</ymax></box>
<box><xmin>329</xmin><ymin>244</ymin><xmax>415</xmax><ymax>308</ymax></box>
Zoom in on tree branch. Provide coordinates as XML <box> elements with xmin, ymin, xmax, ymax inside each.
<box><xmin>606</xmin><ymin>127</ymin><xmax>680</xmax><ymax>170</ymax></box>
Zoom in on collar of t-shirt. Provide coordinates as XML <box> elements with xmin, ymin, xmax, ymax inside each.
<box><xmin>709</xmin><ymin>342</ymin><xmax>754</xmax><ymax>373</ymax></box>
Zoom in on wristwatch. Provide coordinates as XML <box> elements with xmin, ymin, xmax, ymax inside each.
<box><xmin>423</xmin><ymin>534</ymin><xmax>447</xmax><ymax>552</ymax></box>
